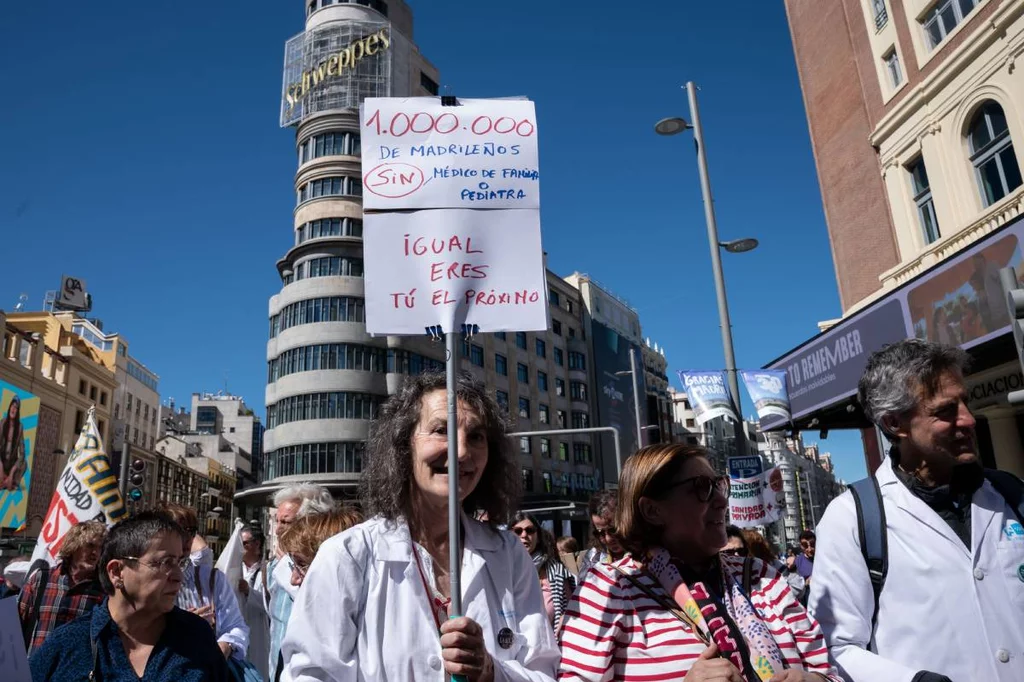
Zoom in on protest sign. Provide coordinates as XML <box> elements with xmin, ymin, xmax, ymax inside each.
<box><xmin>361</xmin><ymin>97</ymin><xmax>539</xmax><ymax>210</ymax></box>
<box><xmin>30</xmin><ymin>408</ymin><xmax>126</xmax><ymax>567</ymax></box>
<box><xmin>728</xmin><ymin>467</ymin><xmax>784</xmax><ymax>528</ymax></box>
<box><xmin>740</xmin><ymin>370</ymin><xmax>792</xmax><ymax>422</ymax></box>
<box><xmin>678</xmin><ymin>370</ymin><xmax>737</xmax><ymax>426</ymax></box>
<box><xmin>0</xmin><ymin>597</ymin><xmax>30</xmax><ymax>682</ymax></box>
<box><xmin>364</xmin><ymin>209</ymin><xmax>546</xmax><ymax>333</ymax></box>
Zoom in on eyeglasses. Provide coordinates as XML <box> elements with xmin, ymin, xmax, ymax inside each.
<box><xmin>663</xmin><ymin>475</ymin><xmax>731</xmax><ymax>503</ymax></box>
<box><xmin>593</xmin><ymin>527</ymin><xmax>618</xmax><ymax>539</ymax></box>
<box><xmin>721</xmin><ymin>547</ymin><xmax>748</xmax><ymax>557</ymax></box>
<box><xmin>512</xmin><ymin>526</ymin><xmax>537</xmax><ymax>536</ymax></box>
<box><xmin>122</xmin><ymin>555</ymin><xmax>189</xmax><ymax>573</ymax></box>
<box><xmin>286</xmin><ymin>554</ymin><xmax>308</xmax><ymax>578</ymax></box>
<box><xmin>800</xmin><ymin>540</ymin><xmax>816</xmax><ymax>548</ymax></box>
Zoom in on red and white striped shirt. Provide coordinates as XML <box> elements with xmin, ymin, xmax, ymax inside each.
<box><xmin>558</xmin><ymin>555</ymin><xmax>842</xmax><ymax>681</ymax></box>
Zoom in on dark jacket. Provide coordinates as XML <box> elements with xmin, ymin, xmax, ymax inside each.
<box><xmin>30</xmin><ymin>598</ymin><xmax>230</xmax><ymax>682</ymax></box>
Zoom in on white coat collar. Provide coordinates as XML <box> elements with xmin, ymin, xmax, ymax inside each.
<box><xmin>373</xmin><ymin>513</ymin><xmax>502</xmax><ymax>562</ymax></box>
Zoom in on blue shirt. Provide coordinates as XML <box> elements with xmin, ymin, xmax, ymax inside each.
<box><xmin>795</xmin><ymin>552</ymin><xmax>814</xmax><ymax>579</ymax></box>
<box><xmin>30</xmin><ymin>598</ymin><xmax>230</xmax><ymax>682</ymax></box>
<box><xmin>267</xmin><ymin>557</ymin><xmax>294</xmax><ymax>679</ymax></box>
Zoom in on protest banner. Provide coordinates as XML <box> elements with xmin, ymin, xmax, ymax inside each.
<box><xmin>0</xmin><ymin>597</ymin><xmax>30</xmax><ymax>682</ymax></box>
<box><xmin>363</xmin><ymin>209</ymin><xmax>546</xmax><ymax>333</ymax></box>
<box><xmin>361</xmin><ymin>97</ymin><xmax>539</xmax><ymax>210</ymax></box>
<box><xmin>30</xmin><ymin>408</ymin><xmax>126</xmax><ymax>567</ymax></box>
<box><xmin>0</xmin><ymin>381</ymin><xmax>41</xmax><ymax>530</ymax></box>
<box><xmin>677</xmin><ymin>370</ymin><xmax>737</xmax><ymax>426</ymax></box>
<box><xmin>740</xmin><ymin>369</ymin><xmax>792</xmax><ymax>422</ymax></box>
<box><xmin>728</xmin><ymin>467</ymin><xmax>784</xmax><ymax>528</ymax></box>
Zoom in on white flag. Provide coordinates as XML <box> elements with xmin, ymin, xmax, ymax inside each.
<box><xmin>30</xmin><ymin>407</ymin><xmax>126</xmax><ymax>566</ymax></box>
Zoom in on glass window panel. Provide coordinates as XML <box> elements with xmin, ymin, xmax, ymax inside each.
<box><xmin>999</xmin><ymin>146</ymin><xmax>1022</xmax><ymax>194</ymax></box>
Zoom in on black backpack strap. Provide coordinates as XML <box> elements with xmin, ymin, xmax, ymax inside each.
<box><xmin>741</xmin><ymin>556</ymin><xmax>754</xmax><ymax>596</ymax></box>
<box><xmin>22</xmin><ymin>562</ymin><xmax>50</xmax><ymax>649</ymax></box>
<box><xmin>849</xmin><ymin>477</ymin><xmax>887</xmax><ymax>640</ymax></box>
<box><xmin>984</xmin><ymin>469</ymin><xmax>1024</xmax><ymax>524</ymax></box>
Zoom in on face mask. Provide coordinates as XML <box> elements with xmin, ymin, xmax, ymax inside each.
<box><xmin>190</xmin><ymin>546</ymin><xmax>213</xmax><ymax>567</ymax></box>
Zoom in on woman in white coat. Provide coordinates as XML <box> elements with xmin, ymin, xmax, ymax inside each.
<box><xmin>282</xmin><ymin>372</ymin><xmax>559</xmax><ymax>682</ymax></box>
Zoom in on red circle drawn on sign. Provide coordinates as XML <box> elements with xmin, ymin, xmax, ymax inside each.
<box><xmin>364</xmin><ymin>163</ymin><xmax>425</xmax><ymax>199</ymax></box>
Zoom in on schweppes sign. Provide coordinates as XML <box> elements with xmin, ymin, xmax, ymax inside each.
<box><xmin>284</xmin><ymin>27</ymin><xmax>391</xmax><ymax>113</ymax></box>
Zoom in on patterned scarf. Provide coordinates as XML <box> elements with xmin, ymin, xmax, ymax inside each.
<box><xmin>645</xmin><ymin>547</ymin><xmax>785</xmax><ymax>682</ymax></box>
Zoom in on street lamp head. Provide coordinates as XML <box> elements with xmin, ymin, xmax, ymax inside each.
<box><xmin>720</xmin><ymin>238</ymin><xmax>759</xmax><ymax>254</ymax></box>
<box><xmin>654</xmin><ymin>117</ymin><xmax>690</xmax><ymax>136</ymax></box>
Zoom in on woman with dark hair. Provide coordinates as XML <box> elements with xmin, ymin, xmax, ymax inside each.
<box><xmin>510</xmin><ymin>512</ymin><xmax>575</xmax><ymax>630</ymax></box>
<box><xmin>563</xmin><ymin>489</ymin><xmax>627</xmax><ymax>578</ymax></box>
<box><xmin>29</xmin><ymin>511</ymin><xmax>229</xmax><ymax>681</ymax></box>
<box><xmin>0</xmin><ymin>395</ymin><xmax>26</xmax><ymax>491</ymax></box>
<box><xmin>282</xmin><ymin>372</ymin><xmax>558</xmax><ymax>682</ymax></box>
<box><xmin>742</xmin><ymin>528</ymin><xmax>806</xmax><ymax>596</ymax></box>
<box><xmin>560</xmin><ymin>443</ymin><xmax>840</xmax><ymax>682</ymax></box>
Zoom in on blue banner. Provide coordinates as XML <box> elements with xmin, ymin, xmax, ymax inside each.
<box><xmin>727</xmin><ymin>455</ymin><xmax>764</xmax><ymax>480</ymax></box>
<box><xmin>740</xmin><ymin>370</ymin><xmax>792</xmax><ymax>423</ymax></box>
<box><xmin>677</xmin><ymin>370</ymin><xmax>737</xmax><ymax>426</ymax></box>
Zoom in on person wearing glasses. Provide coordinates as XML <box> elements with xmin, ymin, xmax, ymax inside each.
<box><xmin>29</xmin><ymin>511</ymin><xmax>230</xmax><ymax>681</ymax></box>
<box><xmin>157</xmin><ymin>503</ymin><xmax>250</xmax><ymax>663</ymax></box>
<box><xmin>722</xmin><ymin>525</ymin><xmax>748</xmax><ymax>558</ymax></box>
<box><xmin>510</xmin><ymin>512</ymin><xmax>576</xmax><ymax>631</ymax></box>
<box><xmin>282</xmin><ymin>372</ymin><xmax>559</xmax><ymax>682</ymax></box>
<box><xmin>559</xmin><ymin>443</ymin><xmax>840</xmax><ymax>682</ymax></box>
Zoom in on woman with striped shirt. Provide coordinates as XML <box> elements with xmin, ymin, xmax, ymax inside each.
<box><xmin>510</xmin><ymin>512</ymin><xmax>576</xmax><ymax>630</ymax></box>
<box><xmin>559</xmin><ymin>443</ymin><xmax>841</xmax><ymax>682</ymax></box>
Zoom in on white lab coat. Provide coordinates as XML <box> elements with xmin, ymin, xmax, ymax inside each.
<box><xmin>281</xmin><ymin>515</ymin><xmax>560</xmax><ymax>682</ymax></box>
<box><xmin>241</xmin><ymin>560</ymin><xmax>271</xmax><ymax>680</ymax></box>
<box><xmin>809</xmin><ymin>457</ymin><xmax>1024</xmax><ymax>682</ymax></box>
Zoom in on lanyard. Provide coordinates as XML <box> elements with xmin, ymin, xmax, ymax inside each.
<box><xmin>413</xmin><ymin>546</ymin><xmax>451</xmax><ymax>631</ymax></box>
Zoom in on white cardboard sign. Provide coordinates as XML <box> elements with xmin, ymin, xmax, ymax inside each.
<box><xmin>360</xmin><ymin>97</ymin><xmax>540</xmax><ymax>210</ymax></box>
<box><xmin>364</xmin><ymin>209</ymin><xmax>547</xmax><ymax>334</ymax></box>
<box><xmin>0</xmin><ymin>597</ymin><xmax>31</xmax><ymax>681</ymax></box>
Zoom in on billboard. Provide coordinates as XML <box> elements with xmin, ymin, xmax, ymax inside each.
<box><xmin>592</xmin><ymin>321</ymin><xmax>647</xmax><ymax>467</ymax></box>
<box><xmin>0</xmin><ymin>381</ymin><xmax>41</xmax><ymax>529</ymax></box>
<box><xmin>56</xmin><ymin>275</ymin><xmax>90</xmax><ymax>311</ymax></box>
<box><xmin>280</xmin><ymin>19</ymin><xmax>396</xmax><ymax>127</ymax></box>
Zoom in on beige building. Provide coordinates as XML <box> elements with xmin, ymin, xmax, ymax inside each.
<box><xmin>781</xmin><ymin>0</ymin><xmax>1024</xmax><ymax>475</ymax></box>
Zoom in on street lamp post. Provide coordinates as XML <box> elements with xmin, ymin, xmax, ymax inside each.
<box><xmin>656</xmin><ymin>81</ymin><xmax>756</xmax><ymax>456</ymax></box>
<box><xmin>615</xmin><ymin>347</ymin><xmax>645</xmax><ymax>451</ymax></box>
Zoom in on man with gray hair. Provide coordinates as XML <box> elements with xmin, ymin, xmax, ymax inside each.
<box><xmin>267</xmin><ymin>483</ymin><xmax>335</xmax><ymax>678</ymax></box>
<box><xmin>809</xmin><ymin>339</ymin><xmax>1024</xmax><ymax>682</ymax></box>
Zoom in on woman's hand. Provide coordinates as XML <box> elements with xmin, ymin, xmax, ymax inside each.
<box><xmin>218</xmin><ymin>642</ymin><xmax>233</xmax><ymax>659</ymax></box>
<box><xmin>685</xmin><ymin>643</ymin><xmax>745</xmax><ymax>682</ymax></box>
<box><xmin>439</xmin><ymin>617</ymin><xmax>494</xmax><ymax>682</ymax></box>
<box><xmin>190</xmin><ymin>603</ymin><xmax>216</xmax><ymax>629</ymax></box>
<box><xmin>769</xmin><ymin>672</ymin><xmax>829</xmax><ymax>682</ymax></box>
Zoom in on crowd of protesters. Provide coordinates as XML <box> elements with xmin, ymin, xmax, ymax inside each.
<box><xmin>2</xmin><ymin>338</ymin><xmax>1023</xmax><ymax>681</ymax></box>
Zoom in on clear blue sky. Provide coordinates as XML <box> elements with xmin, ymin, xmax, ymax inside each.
<box><xmin>0</xmin><ymin>0</ymin><xmax>868</xmax><ymax>483</ymax></box>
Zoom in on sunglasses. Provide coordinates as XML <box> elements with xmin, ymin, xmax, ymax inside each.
<box><xmin>512</xmin><ymin>526</ymin><xmax>537</xmax><ymax>536</ymax></box>
<box><xmin>721</xmin><ymin>547</ymin><xmax>748</xmax><ymax>557</ymax></box>
<box><xmin>286</xmin><ymin>554</ymin><xmax>308</xmax><ymax>578</ymax></box>
<box><xmin>801</xmin><ymin>540</ymin><xmax>816</xmax><ymax>548</ymax></box>
<box><xmin>662</xmin><ymin>475</ymin><xmax>731</xmax><ymax>503</ymax></box>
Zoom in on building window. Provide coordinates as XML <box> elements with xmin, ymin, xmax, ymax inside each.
<box><xmin>555</xmin><ymin>378</ymin><xmax>566</xmax><ymax>397</ymax></box>
<box><xmin>297</xmin><ymin>176</ymin><xmax>362</xmax><ymax>204</ymax></box>
<box><xmin>298</xmin><ymin>256</ymin><xmax>364</xmax><ymax>279</ymax></box>
<box><xmin>517</xmin><ymin>363</ymin><xmax>529</xmax><ymax>383</ymax></box>
<box><xmin>568</xmin><ymin>327</ymin><xmax>576</xmax><ymax>339</ymax></box>
<box><xmin>572</xmin><ymin>411</ymin><xmax>590</xmax><ymax>429</ymax></box>
<box><xmin>495</xmin><ymin>354</ymin><xmax>508</xmax><ymax>376</ymax></box>
<box><xmin>907</xmin><ymin>157</ymin><xmax>941</xmax><ymax>244</ymax></box>
<box><xmin>89</xmin><ymin>385</ymin><xmax>97</xmax><ymax>401</ymax></box>
<box><xmin>535</xmin><ymin>339</ymin><xmax>546</xmax><ymax>358</ymax></box>
<box><xmin>872</xmin><ymin>0</ymin><xmax>888</xmax><ymax>29</ymax></box>
<box><xmin>296</xmin><ymin>218</ymin><xmax>363</xmax><ymax>245</ymax></box>
<box><xmin>496</xmin><ymin>390</ymin><xmax>509</xmax><ymax>411</ymax></box>
<box><xmin>549</xmin><ymin>290</ymin><xmax>560</xmax><ymax>306</ymax></box>
<box><xmin>470</xmin><ymin>344</ymin><xmax>484</xmax><ymax>368</ymax></box>
<box><xmin>518</xmin><ymin>397</ymin><xmax>531</xmax><ymax>419</ymax></box>
<box><xmin>573</xmin><ymin>443</ymin><xmax>592</xmax><ymax>464</ymax></box>
<box><xmin>884</xmin><ymin>49</ymin><xmax>902</xmax><ymax>88</ymax></box>
<box><xmin>266</xmin><ymin>392</ymin><xmax>383</xmax><ymax>428</ymax></box>
<box><xmin>266</xmin><ymin>441</ymin><xmax>364</xmax><ymax>477</ymax></box>
<box><xmin>568</xmin><ymin>351</ymin><xmax>586</xmax><ymax>371</ymax></box>
<box><xmin>557</xmin><ymin>410</ymin><xmax>567</xmax><ymax>428</ymax></box>
<box><xmin>270</xmin><ymin>297</ymin><xmax>365</xmax><ymax>338</ymax></box>
<box><xmin>570</xmin><ymin>381</ymin><xmax>588</xmax><ymax>401</ymax></box>
<box><xmin>79</xmin><ymin>380</ymin><xmax>87</xmax><ymax>395</ymax></box>
<box><xmin>386</xmin><ymin>349</ymin><xmax>444</xmax><ymax>376</ymax></box>
<box><xmin>420</xmin><ymin>71</ymin><xmax>439</xmax><ymax>95</ymax></box>
<box><xmin>100</xmin><ymin>391</ymin><xmax>107</xmax><ymax>406</ymax></box>
<box><xmin>126</xmin><ymin>394</ymin><xmax>133</xmax><ymax>410</ymax></box>
<box><xmin>537</xmin><ymin>371</ymin><xmax>548</xmax><ymax>392</ymax></box>
<box><xmin>552</xmin><ymin>320</ymin><xmax>562</xmax><ymax>336</ymax></box>
<box><xmin>922</xmin><ymin>0</ymin><xmax>978</xmax><ymax>50</ymax></box>
<box><xmin>267</xmin><ymin>343</ymin><xmax>388</xmax><ymax>382</ymax></box>
<box><xmin>298</xmin><ymin>132</ymin><xmax>361</xmax><ymax>164</ymax></box>
<box><xmin>553</xmin><ymin>348</ymin><xmax>564</xmax><ymax>366</ymax></box>
<box><xmin>520</xmin><ymin>437</ymin><xmax>530</xmax><ymax>454</ymax></box>
<box><xmin>522</xmin><ymin>468</ymin><xmax>534</xmax><ymax>492</ymax></box>
<box><xmin>515</xmin><ymin>332</ymin><xmax>527</xmax><ymax>350</ymax></box>
<box><xmin>539</xmin><ymin>404</ymin><xmax>550</xmax><ymax>425</ymax></box>
<box><xmin>540</xmin><ymin>438</ymin><xmax>550</xmax><ymax>457</ymax></box>
<box><xmin>559</xmin><ymin>442</ymin><xmax>569</xmax><ymax>461</ymax></box>
<box><xmin>494</xmin><ymin>332</ymin><xmax>506</xmax><ymax>341</ymax></box>
<box><xmin>542</xmin><ymin>471</ymin><xmax>553</xmax><ymax>493</ymax></box>
<box><xmin>968</xmin><ymin>101</ymin><xmax>1022</xmax><ymax>207</ymax></box>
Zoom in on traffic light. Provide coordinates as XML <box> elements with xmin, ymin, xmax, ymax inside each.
<box><xmin>1000</xmin><ymin>266</ymin><xmax>1024</xmax><ymax>406</ymax></box>
<box><xmin>127</xmin><ymin>459</ymin><xmax>146</xmax><ymax>503</ymax></box>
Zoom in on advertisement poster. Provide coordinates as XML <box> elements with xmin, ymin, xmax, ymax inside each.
<box><xmin>30</xmin><ymin>408</ymin><xmax>125</xmax><ymax>567</ymax></box>
<box><xmin>592</xmin><ymin>321</ymin><xmax>647</xmax><ymax>457</ymax></box>
<box><xmin>740</xmin><ymin>370</ymin><xmax>792</xmax><ymax>422</ymax></box>
<box><xmin>729</xmin><ymin>467</ymin><xmax>784</xmax><ymax>528</ymax></box>
<box><xmin>0</xmin><ymin>381</ymin><xmax>40</xmax><ymax>529</ymax></box>
<box><xmin>678</xmin><ymin>370</ymin><xmax>737</xmax><ymax>426</ymax></box>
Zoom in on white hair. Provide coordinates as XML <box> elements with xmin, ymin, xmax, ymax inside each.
<box><xmin>273</xmin><ymin>483</ymin><xmax>334</xmax><ymax>518</ymax></box>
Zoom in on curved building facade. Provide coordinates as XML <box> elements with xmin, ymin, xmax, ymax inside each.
<box><xmin>255</xmin><ymin>0</ymin><xmax>441</xmax><ymax>499</ymax></box>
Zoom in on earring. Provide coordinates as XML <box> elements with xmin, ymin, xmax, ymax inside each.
<box><xmin>115</xmin><ymin>581</ymin><xmax>124</xmax><ymax>590</ymax></box>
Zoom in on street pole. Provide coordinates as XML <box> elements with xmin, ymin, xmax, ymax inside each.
<box><xmin>118</xmin><ymin>442</ymin><xmax>130</xmax><ymax>498</ymax></box>
<box><xmin>628</xmin><ymin>347</ymin><xmax>644</xmax><ymax>450</ymax></box>
<box><xmin>686</xmin><ymin>81</ymin><xmax>746</xmax><ymax>455</ymax></box>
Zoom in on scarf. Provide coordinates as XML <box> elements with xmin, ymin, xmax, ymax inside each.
<box><xmin>645</xmin><ymin>547</ymin><xmax>785</xmax><ymax>682</ymax></box>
